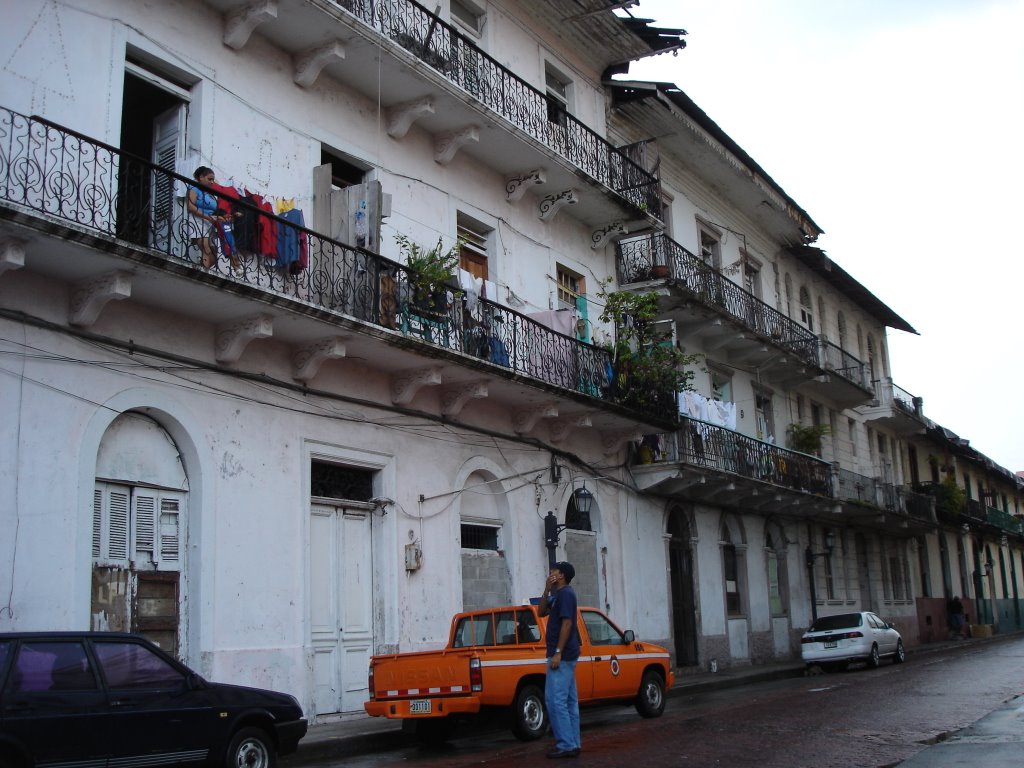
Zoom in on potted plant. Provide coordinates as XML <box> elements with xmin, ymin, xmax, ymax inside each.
<box><xmin>395</xmin><ymin>233</ymin><xmax>463</xmax><ymax>316</ymax></box>
<box><xmin>786</xmin><ymin>423</ymin><xmax>831</xmax><ymax>455</ymax></box>
<box><xmin>598</xmin><ymin>280</ymin><xmax>700</xmax><ymax>414</ymax></box>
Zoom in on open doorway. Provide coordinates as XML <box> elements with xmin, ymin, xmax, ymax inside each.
<box><xmin>118</xmin><ymin>59</ymin><xmax>190</xmax><ymax>254</ymax></box>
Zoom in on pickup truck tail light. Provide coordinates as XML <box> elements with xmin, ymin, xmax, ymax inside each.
<box><xmin>367</xmin><ymin>663</ymin><xmax>375</xmax><ymax>700</ymax></box>
<box><xmin>469</xmin><ymin>657</ymin><xmax>482</xmax><ymax>692</ymax></box>
<box><xmin>801</xmin><ymin>630</ymin><xmax>864</xmax><ymax>644</ymax></box>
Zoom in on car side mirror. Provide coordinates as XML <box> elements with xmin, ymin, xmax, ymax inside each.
<box><xmin>622</xmin><ymin>629</ymin><xmax>635</xmax><ymax>643</ymax></box>
<box><xmin>187</xmin><ymin>673</ymin><xmax>207</xmax><ymax>690</ymax></box>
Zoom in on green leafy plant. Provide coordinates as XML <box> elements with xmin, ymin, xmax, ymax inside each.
<box><xmin>598</xmin><ymin>280</ymin><xmax>700</xmax><ymax>413</ymax></box>
<box><xmin>786</xmin><ymin>423</ymin><xmax>831</xmax><ymax>455</ymax></box>
<box><xmin>937</xmin><ymin>473</ymin><xmax>966</xmax><ymax>521</ymax></box>
<box><xmin>395</xmin><ymin>233</ymin><xmax>463</xmax><ymax>314</ymax></box>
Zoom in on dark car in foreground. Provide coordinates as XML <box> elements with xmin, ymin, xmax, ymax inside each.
<box><xmin>0</xmin><ymin>632</ymin><xmax>306</xmax><ymax>768</ymax></box>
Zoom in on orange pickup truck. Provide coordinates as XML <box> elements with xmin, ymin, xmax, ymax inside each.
<box><xmin>364</xmin><ymin>603</ymin><xmax>674</xmax><ymax>741</ymax></box>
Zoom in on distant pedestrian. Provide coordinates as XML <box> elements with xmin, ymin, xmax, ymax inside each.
<box><xmin>948</xmin><ymin>595</ymin><xmax>966</xmax><ymax>638</ymax></box>
<box><xmin>538</xmin><ymin>561</ymin><xmax>580</xmax><ymax>759</ymax></box>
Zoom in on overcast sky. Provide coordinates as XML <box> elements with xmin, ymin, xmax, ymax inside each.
<box><xmin>622</xmin><ymin>0</ymin><xmax>1024</xmax><ymax>473</ymax></box>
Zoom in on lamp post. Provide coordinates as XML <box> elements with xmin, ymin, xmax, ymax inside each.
<box><xmin>805</xmin><ymin>530</ymin><xmax>836</xmax><ymax>624</ymax></box>
<box><xmin>544</xmin><ymin>483</ymin><xmax>594</xmax><ymax>568</ymax></box>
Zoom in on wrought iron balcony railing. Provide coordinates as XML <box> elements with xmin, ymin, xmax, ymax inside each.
<box><xmin>898</xmin><ymin>486</ymin><xmax>935</xmax><ymax>524</ymax></box>
<box><xmin>870</xmin><ymin>378</ymin><xmax>923</xmax><ymax>417</ymax></box>
<box><xmin>986</xmin><ymin>507</ymin><xmax>1024</xmax><ymax>535</ymax></box>
<box><xmin>0</xmin><ymin>107</ymin><xmax>674</xmax><ymax>422</ymax></box>
<box><xmin>962</xmin><ymin>498</ymin><xmax>987</xmax><ymax>522</ymax></box>
<box><xmin>616</xmin><ymin>233</ymin><xmax>819</xmax><ymax>367</ymax></box>
<box><xmin>661</xmin><ymin>416</ymin><xmax>832</xmax><ymax>496</ymax></box>
<box><xmin>334</xmin><ymin>0</ymin><xmax>661</xmax><ymax>216</ymax></box>
<box><xmin>819</xmin><ymin>338</ymin><xmax>868</xmax><ymax>391</ymax></box>
<box><xmin>836</xmin><ymin>468</ymin><xmax>898</xmax><ymax>511</ymax></box>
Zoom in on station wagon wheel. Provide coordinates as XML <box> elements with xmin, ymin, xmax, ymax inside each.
<box><xmin>511</xmin><ymin>683</ymin><xmax>547</xmax><ymax>741</ymax></box>
<box><xmin>226</xmin><ymin>726</ymin><xmax>276</xmax><ymax>768</ymax></box>
<box><xmin>635</xmin><ymin>670</ymin><xmax>665</xmax><ymax>718</ymax></box>
<box><xmin>867</xmin><ymin>644</ymin><xmax>880</xmax><ymax>669</ymax></box>
<box><xmin>893</xmin><ymin>639</ymin><xmax>905</xmax><ymax>664</ymax></box>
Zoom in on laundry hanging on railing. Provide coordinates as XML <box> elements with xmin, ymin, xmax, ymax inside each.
<box><xmin>679</xmin><ymin>390</ymin><xmax>737</xmax><ymax>430</ymax></box>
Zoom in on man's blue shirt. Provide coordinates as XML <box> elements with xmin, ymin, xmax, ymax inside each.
<box><xmin>545</xmin><ymin>585</ymin><xmax>580</xmax><ymax>661</ymax></box>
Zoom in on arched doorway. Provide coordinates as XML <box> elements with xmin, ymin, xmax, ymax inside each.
<box><xmin>667</xmin><ymin>507</ymin><xmax>698</xmax><ymax>666</ymax></box>
<box><xmin>91</xmin><ymin>412</ymin><xmax>188</xmax><ymax>657</ymax></box>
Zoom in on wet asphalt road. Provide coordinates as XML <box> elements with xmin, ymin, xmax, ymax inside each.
<box><xmin>313</xmin><ymin>637</ymin><xmax>1024</xmax><ymax>768</ymax></box>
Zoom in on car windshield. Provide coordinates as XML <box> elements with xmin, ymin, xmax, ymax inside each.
<box><xmin>810</xmin><ymin>613</ymin><xmax>863</xmax><ymax>632</ymax></box>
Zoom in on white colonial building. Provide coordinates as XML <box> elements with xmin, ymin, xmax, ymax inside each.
<box><xmin>1</xmin><ymin>0</ymin><xmax>1021</xmax><ymax>726</ymax></box>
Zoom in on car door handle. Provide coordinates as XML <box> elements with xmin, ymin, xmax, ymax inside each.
<box><xmin>109</xmin><ymin>700</ymin><xmax>137</xmax><ymax>708</ymax></box>
<box><xmin>593</xmin><ymin>656</ymin><xmax>602</xmax><ymax>661</ymax></box>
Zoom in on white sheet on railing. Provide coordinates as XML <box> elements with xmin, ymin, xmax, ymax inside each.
<box><xmin>679</xmin><ymin>390</ymin><xmax>736</xmax><ymax>430</ymax></box>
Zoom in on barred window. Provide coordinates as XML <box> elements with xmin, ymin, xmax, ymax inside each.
<box><xmin>461</xmin><ymin>523</ymin><xmax>499</xmax><ymax>551</ymax></box>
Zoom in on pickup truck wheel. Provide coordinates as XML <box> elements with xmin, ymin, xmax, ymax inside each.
<box><xmin>634</xmin><ymin>670</ymin><xmax>665</xmax><ymax>718</ymax></box>
<box><xmin>511</xmin><ymin>684</ymin><xmax>547</xmax><ymax>741</ymax></box>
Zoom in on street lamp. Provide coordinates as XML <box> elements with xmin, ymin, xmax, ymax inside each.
<box><xmin>805</xmin><ymin>530</ymin><xmax>836</xmax><ymax>624</ymax></box>
<box><xmin>544</xmin><ymin>483</ymin><xmax>595</xmax><ymax>568</ymax></box>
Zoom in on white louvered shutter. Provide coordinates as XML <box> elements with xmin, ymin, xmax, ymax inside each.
<box><xmin>157</xmin><ymin>496</ymin><xmax>182</xmax><ymax>570</ymax></box>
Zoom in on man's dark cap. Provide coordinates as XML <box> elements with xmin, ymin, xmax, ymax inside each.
<box><xmin>554</xmin><ymin>561</ymin><xmax>575</xmax><ymax>582</ymax></box>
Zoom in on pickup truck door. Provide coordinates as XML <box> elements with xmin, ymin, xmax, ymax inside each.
<box><xmin>579</xmin><ymin>610</ymin><xmax>638</xmax><ymax>701</ymax></box>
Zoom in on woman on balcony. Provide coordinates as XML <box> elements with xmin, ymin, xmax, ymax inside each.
<box><xmin>186</xmin><ymin>166</ymin><xmax>234</xmax><ymax>270</ymax></box>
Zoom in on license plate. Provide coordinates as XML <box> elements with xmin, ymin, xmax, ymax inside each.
<box><xmin>409</xmin><ymin>700</ymin><xmax>432</xmax><ymax>714</ymax></box>
<box><xmin>824</xmin><ymin>641</ymin><xmax>837</xmax><ymax>649</ymax></box>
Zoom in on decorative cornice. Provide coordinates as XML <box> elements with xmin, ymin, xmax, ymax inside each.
<box><xmin>513</xmin><ymin>403</ymin><xmax>558</xmax><ymax>434</ymax></box>
<box><xmin>549</xmin><ymin>415</ymin><xmax>592</xmax><ymax>443</ymax></box>
<box><xmin>434</xmin><ymin>126</ymin><xmax>479</xmax><ymax>165</ymax></box>
<box><xmin>391</xmin><ymin>366</ymin><xmax>443</xmax><ymax>404</ymax></box>
<box><xmin>591</xmin><ymin>222</ymin><xmax>627</xmax><ymax>250</ymax></box>
<box><xmin>441</xmin><ymin>381</ymin><xmax>488</xmax><ymax>416</ymax></box>
<box><xmin>223</xmin><ymin>0</ymin><xmax>278</xmax><ymax>50</ymax></box>
<box><xmin>294</xmin><ymin>40</ymin><xmax>346</xmax><ymax>88</ymax></box>
<box><xmin>539</xmin><ymin>189</ymin><xmax>578</xmax><ymax>221</ymax></box>
<box><xmin>386</xmin><ymin>97</ymin><xmax>435</xmax><ymax>139</ymax></box>
<box><xmin>215</xmin><ymin>314</ymin><xmax>273</xmax><ymax>364</ymax></box>
<box><xmin>0</xmin><ymin>239</ymin><xmax>26</xmax><ymax>277</ymax></box>
<box><xmin>69</xmin><ymin>271</ymin><xmax>131</xmax><ymax>327</ymax></box>
<box><xmin>292</xmin><ymin>337</ymin><xmax>347</xmax><ymax>381</ymax></box>
<box><xmin>601</xmin><ymin>429</ymin><xmax>642</xmax><ymax>456</ymax></box>
<box><xmin>505</xmin><ymin>169</ymin><xmax>546</xmax><ymax>201</ymax></box>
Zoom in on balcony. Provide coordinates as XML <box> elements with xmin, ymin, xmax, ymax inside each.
<box><xmin>0</xmin><ymin>107</ymin><xmax>675</xmax><ymax>439</ymax></box>
<box><xmin>616</xmin><ymin>233</ymin><xmax>873</xmax><ymax>406</ymax></box>
<box><xmin>834</xmin><ymin>469</ymin><xmax>935</xmax><ymax>530</ymax></box>
<box><xmin>197</xmin><ymin>0</ymin><xmax>661</xmax><ymax>229</ymax></box>
<box><xmin>632</xmin><ymin>416</ymin><xmax>834</xmax><ymax>514</ymax></box>
<box><xmin>857</xmin><ymin>377</ymin><xmax>926</xmax><ymax>435</ymax></box>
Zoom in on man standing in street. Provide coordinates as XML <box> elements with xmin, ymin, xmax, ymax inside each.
<box><xmin>538</xmin><ymin>561</ymin><xmax>581</xmax><ymax>758</ymax></box>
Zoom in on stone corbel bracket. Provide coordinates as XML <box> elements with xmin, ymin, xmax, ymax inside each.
<box><xmin>601</xmin><ymin>429</ymin><xmax>642</xmax><ymax>456</ymax></box>
<box><xmin>591</xmin><ymin>222</ymin><xmax>627</xmax><ymax>250</ymax></box>
<box><xmin>549</xmin><ymin>415</ymin><xmax>592</xmax><ymax>443</ymax></box>
<box><xmin>513</xmin><ymin>403</ymin><xmax>558</xmax><ymax>435</ymax></box>
<box><xmin>294</xmin><ymin>40</ymin><xmax>346</xmax><ymax>88</ymax></box>
<box><xmin>539</xmin><ymin>190</ymin><xmax>578</xmax><ymax>221</ymax></box>
<box><xmin>391</xmin><ymin>366</ymin><xmax>443</xmax><ymax>405</ymax></box>
<box><xmin>386</xmin><ymin>97</ymin><xmax>435</xmax><ymax>139</ymax></box>
<box><xmin>215</xmin><ymin>314</ymin><xmax>273</xmax><ymax>364</ymax></box>
<box><xmin>293</xmin><ymin>337</ymin><xmax>347</xmax><ymax>381</ymax></box>
<box><xmin>69</xmin><ymin>271</ymin><xmax>131</xmax><ymax>327</ymax></box>
<box><xmin>0</xmin><ymin>239</ymin><xmax>26</xmax><ymax>277</ymax></box>
<box><xmin>224</xmin><ymin>0</ymin><xmax>278</xmax><ymax>50</ymax></box>
<box><xmin>505</xmin><ymin>169</ymin><xmax>546</xmax><ymax>202</ymax></box>
<box><xmin>441</xmin><ymin>381</ymin><xmax>488</xmax><ymax>416</ymax></box>
<box><xmin>434</xmin><ymin>126</ymin><xmax>479</xmax><ymax>165</ymax></box>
